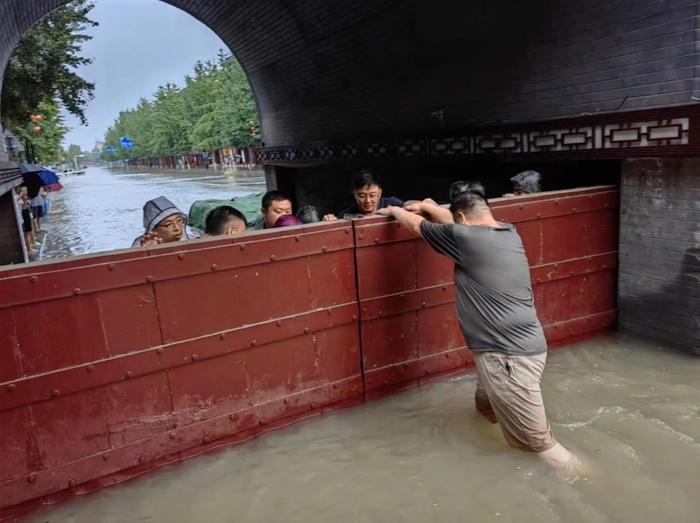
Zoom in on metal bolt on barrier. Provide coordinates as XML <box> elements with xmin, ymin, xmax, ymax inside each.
<box><xmin>125</xmin><ymin>371</ymin><xmax>134</xmax><ymax>379</ymax></box>
<box><xmin>87</xmin><ymin>365</ymin><xmax>95</xmax><ymax>373</ymax></box>
<box><xmin>73</xmin><ymin>288</ymin><xmax>81</xmax><ymax>295</ymax></box>
<box><xmin>304</xmin><ymin>327</ymin><xmax>311</xmax><ymax>334</ymax></box>
<box><xmin>250</xmin><ymin>340</ymin><xmax>257</xmax><ymax>347</ymax></box>
<box><xmin>321</xmin><ymin>246</ymin><xmax>328</xmax><ymax>252</ymax></box>
<box><xmin>146</xmin><ymin>276</ymin><xmax>154</xmax><ymax>283</ymax></box>
<box><xmin>169</xmin><ymin>432</ymin><xmax>177</xmax><ymax>439</ymax></box>
<box><xmin>69</xmin><ymin>479</ymin><xmax>78</xmax><ymax>487</ymax></box>
<box><xmin>156</xmin><ymin>348</ymin><xmax>164</xmax><ymax>355</ymax></box>
<box><xmin>52</xmin><ymin>389</ymin><xmax>60</xmax><ymax>397</ymax></box>
<box><xmin>138</xmin><ymin>456</ymin><xmax>145</xmax><ymax>463</ymax></box>
<box><xmin>219</xmin><ymin>333</ymin><xmax>226</xmax><ymax>341</ymax></box>
<box><xmin>240</xmin><ymin>244</ymin><xmax>247</xmax><ymax>251</ymax></box>
<box><xmin>295</xmin><ymin>235</ymin><xmax>301</xmax><ymax>242</ymax></box>
<box><xmin>107</xmin><ymin>263</ymin><xmax>115</xmax><ymax>271</ymax></box>
<box><xmin>27</xmin><ymin>474</ymin><xmax>37</xmax><ymax>484</ymax></box>
<box><xmin>270</xmin><ymin>254</ymin><xmax>276</xmax><ymax>261</ymax></box>
<box><xmin>228</xmin><ymin>414</ymin><xmax>236</xmax><ymax>421</ymax></box>
<box><xmin>7</xmin><ymin>383</ymin><xmax>16</xmax><ymax>391</ymax></box>
<box><xmin>191</xmin><ymin>354</ymin><xmax>200</xmax><ymax>361</ymax></box>
<box><xmin>276</xmin><ymin>320</ymin><xmax>282</xmax><ymax>326</ymax></box>
<box><xmin>211</xmin><ymin>264</ymin><xmax>218</xmax><ymax>271</ymax></box>
<box><xmin>29</xmin><ymin>276</ymin><xmax>38</xmax><ymax>283</ymax></box>
<box><xmin>177</xmin><ymin>253</ymin><xmax>185</xmax><ymax>260</ymax></box>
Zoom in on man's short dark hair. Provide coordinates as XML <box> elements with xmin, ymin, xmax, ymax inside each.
<box><xmin>261</xmin><ymin>190</ymin><xmax>291</xmax><ymax>210</ymax></box>
<box><xmin>353</xmin><ymin>170</ymin><xmax>382</xmax><ymax>191</ymax></box>
<box><xmin>205</xmin><ymin>206</ymin><xmax>247</xmax><ymax>235</ymax></box>
<box><xmin>449</xmin><ymin>180</ymin><xmax>489</xmax><ymax>215</ymax></box>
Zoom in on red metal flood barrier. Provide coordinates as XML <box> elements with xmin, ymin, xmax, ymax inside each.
<box><xmin>0</xmin><ymin>221</ymin><xmax>362</xmax><ymax>515</ymax></box>
<box><xmin>0</xmin><ymin>186</ymin><xmax>618</xmax><ymax>517</ymax></box>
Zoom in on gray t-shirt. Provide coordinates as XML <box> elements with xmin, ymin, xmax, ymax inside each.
<box><xmin>420</xmin><ymin>220</ymin><xmax>546</xmax><ymax>355</ymax></box>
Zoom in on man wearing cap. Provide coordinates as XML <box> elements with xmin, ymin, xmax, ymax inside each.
<box><xmin>377</xmin><ymin>181</ymin><xmax>578</xmax><ymax>472</ymax></box>
<box><xmin>132</xmin><ymin>196</ymin><xmax>188</xmax><ymax>248</ymax></box>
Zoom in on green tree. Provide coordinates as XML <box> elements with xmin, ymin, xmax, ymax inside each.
<box><xmin>102</xmin><ymin>52</ymin><xmax>260</xmax><ymax>162</ymax></box>
<box><xmin>13</xmin><ymin>101</ymin><xmax>69</xmax><ymax>164</ymax></box>
<box><xmin>1</xmin><ymin>0</ymin><xmax>97</xmax><ymax>129</ymax></box>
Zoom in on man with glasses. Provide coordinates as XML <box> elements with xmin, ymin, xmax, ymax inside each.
<box><xmin>132</xmin><ymin>196</ymin><xmax>188</xmax><ymax>247</ymax></box>
<box><xmin>323</xmin><ymin>170</ymin><xmax>404</xmax><ymax>220</ymax></box>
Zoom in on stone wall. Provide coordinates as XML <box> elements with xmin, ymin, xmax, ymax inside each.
<box><xmin>618</xmin><ymin>158</ymin><xmax>700</xmax><ymax>354</ymax></box>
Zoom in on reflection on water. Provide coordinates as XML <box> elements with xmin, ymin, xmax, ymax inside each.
<box><xmin>41</xmin><ymin>166</ymin><xmax>266</xmax><ymax>259</ymax></box>
<box><xmin>25</xmin><ymin>335</ymin><xmax>700</xmax><ymax>523</ymax></box>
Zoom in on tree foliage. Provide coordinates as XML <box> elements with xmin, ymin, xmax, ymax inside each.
<box><xmin>12</xmin><ymin>101</ymin><xmax>69</xmax><ymax>164</ymax></box>
<box><xmin>103</xmin><ymin>52</ymin><xmax>259</xmax><ymax>161</ymax></box>
<box><xmin>1</xmin><ymin>0</ymin><xmax>97</xmax><ymax>128</ymax></box>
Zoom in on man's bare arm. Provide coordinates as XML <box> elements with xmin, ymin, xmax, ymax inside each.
<box><xmin>405</xmin><ymin>199</ymin><xmax>454</xmax><ymax>224</ymax></box>
<box><xmin>377</xmin><ymin>205</ymin><xmax>425</xmax><ymax>237</ymax></box>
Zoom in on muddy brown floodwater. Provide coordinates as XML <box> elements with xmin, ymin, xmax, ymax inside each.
<box><xmin>24</xmin><ymin>334</ymin><xmax>700</xmax><ymax>523</ymax></box>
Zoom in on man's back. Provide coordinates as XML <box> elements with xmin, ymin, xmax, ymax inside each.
<box><xmin>420</xmin><ymin>221</ymin><xmax>546</xmax><ymax>356</ymax></box>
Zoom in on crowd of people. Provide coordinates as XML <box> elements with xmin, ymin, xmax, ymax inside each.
<box><xmin>132</xmin><ymin>169</ymin><xmax>543</xmax><ymax>248</ymax></box>
<box><xmin>131</xmin><ymin>169</ymin><xmax>412</xmax><ymax>247</ymax></box>
<box><xmin>127</xmin><ymin>168</ymin><xmax>583</xmax><ymax>475</ymax></box>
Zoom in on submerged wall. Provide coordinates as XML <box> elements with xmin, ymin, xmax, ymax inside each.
<box><xmin>618</xmin><ymin>159</ymin><xmax>700</xmax><ymax>354</ymax></box>
<box><xmin>0</xmin><ymin>187</ymin><xmax>617</xmax><ymax>518</ymax></box>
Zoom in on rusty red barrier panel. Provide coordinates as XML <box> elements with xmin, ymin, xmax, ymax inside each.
<box><xmin>0</xmin><ymin>221</ymin><xmax>361</xmax><ymax>516</ymax></box>
<box><xmin>353</xmin><ymin>186</ymin><xmax>619</xmax><ymax>398</ymax></box>
<box><xmin>0</xmin><ymin>186</ymin><xmax>619</xmax><ymax>518</ymax></box>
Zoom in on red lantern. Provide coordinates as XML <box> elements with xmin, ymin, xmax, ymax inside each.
<box><xmin>32</xmin><ymin>126</ymin><xmax>41</xmax><ymax>136</ymax></box>
<box><xmin>30</xmin><ymin>114</ymin><xmax>43</xmax><ymax>123</ymax></box>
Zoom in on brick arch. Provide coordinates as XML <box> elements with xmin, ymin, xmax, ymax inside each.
<box><xmin>2</xmin><ymin>0</ymin><xmax>699</xmax><ymax>150</ymax></box>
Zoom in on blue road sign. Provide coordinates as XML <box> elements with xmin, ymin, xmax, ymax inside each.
<box><xmin>120</xmin><ymin>136</ymin><xmax>134</xmax><ymax>150</ymax></box>
<box><xmin>106</xmin><ymin>145</ymin><xmax>117</xmax><ymax>153</ymax></box>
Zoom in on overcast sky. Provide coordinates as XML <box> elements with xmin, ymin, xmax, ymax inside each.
<box><xmin>62</xmin><ymin>0</ymin><xmax>229</xmax><ymax>150</ymax></box>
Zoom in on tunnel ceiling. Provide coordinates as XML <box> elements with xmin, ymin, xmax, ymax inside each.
<box><xmin>1</xmin><ymin>0</ymin><xmax>699</xmax><ymax>147</ymax></box>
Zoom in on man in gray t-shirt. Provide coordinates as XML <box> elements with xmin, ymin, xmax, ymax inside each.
<box><xmin>377</xmin><ymin>182</ymin><xmax>577</xmax><ymax>471</ymax></box>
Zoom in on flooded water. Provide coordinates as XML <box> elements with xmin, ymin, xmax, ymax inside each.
<box><xmin>40</xmin><ymin>166</ymin><xmax>266</xmax><ymax>259</ymax></box>
<box><xmin>25</xmin><ymin>334</ymin><xmax>700</xmax><ymax>523</ymax></box>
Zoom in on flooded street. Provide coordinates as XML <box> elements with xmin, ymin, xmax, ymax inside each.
<box><xmin>25</xmin><ymin>334</ymin><xmax>700</xmax><ymax>523</ymax></box>
<box><xmin>40</xmin><ymin>166</ymin><xmax>266</xmax><ymax>259</ymax></box>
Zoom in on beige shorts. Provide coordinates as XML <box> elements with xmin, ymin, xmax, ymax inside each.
<box><xmin>473</xmin><ymin>351</ymin><xmax>556</xmax><ymax>453</ymax></box>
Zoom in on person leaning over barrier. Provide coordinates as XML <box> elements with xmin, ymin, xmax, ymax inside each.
<box><xmin>250</xmin><ymin>190</ymin><xmax>293</xmax><ymax>230</ymax></box>
<box><xmin>322</xmin><ymin>170</ymin><xmax>404</xmax><ymax>220</ymax></box>
<box><xmin>376</xmin><ymin>181</ymin><xmax>578</xmax><ymax>471</ymax></box>
<box><xmin>202</xmin><ymin>205</ymin><xmax>247</xmax><ymax>238</ymax></box>
<box><xmin>133</xmin><ymin>196</ymin><xmax>188</xmax><ymax>248</ymax></box>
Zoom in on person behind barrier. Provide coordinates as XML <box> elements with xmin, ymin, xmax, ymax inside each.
<box><xmin>250</xmin><ymin>190</ymin><xmax>293</xmax><ymax>230</ymax></box>
<box><xmin>323</xmin><ymin>170</ymin><xmax>403</xmax><ymax>220</ymax></box>
<box><xmin>133</xmin><ymin>196</ymin><xmax>188</xmax><ymax>248</ymax></box>
<box><xmin>296</xmin><ymin>205</ymin><xmax>320</xmax><ymax>224</ymax></box>
<box><xmin>376</xmin><ymin>181</ymin><xmax>579</xmax><ymax>473</ymax></box>
<box><xmin>503</xmin><ymin>170</ymin><xmax>542</xmax><ymax>197</ymax></box>
<box><xmin>203</xmin><ymin>205</ymin><xmax>247</xmax><ymax>238</ymax></box>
